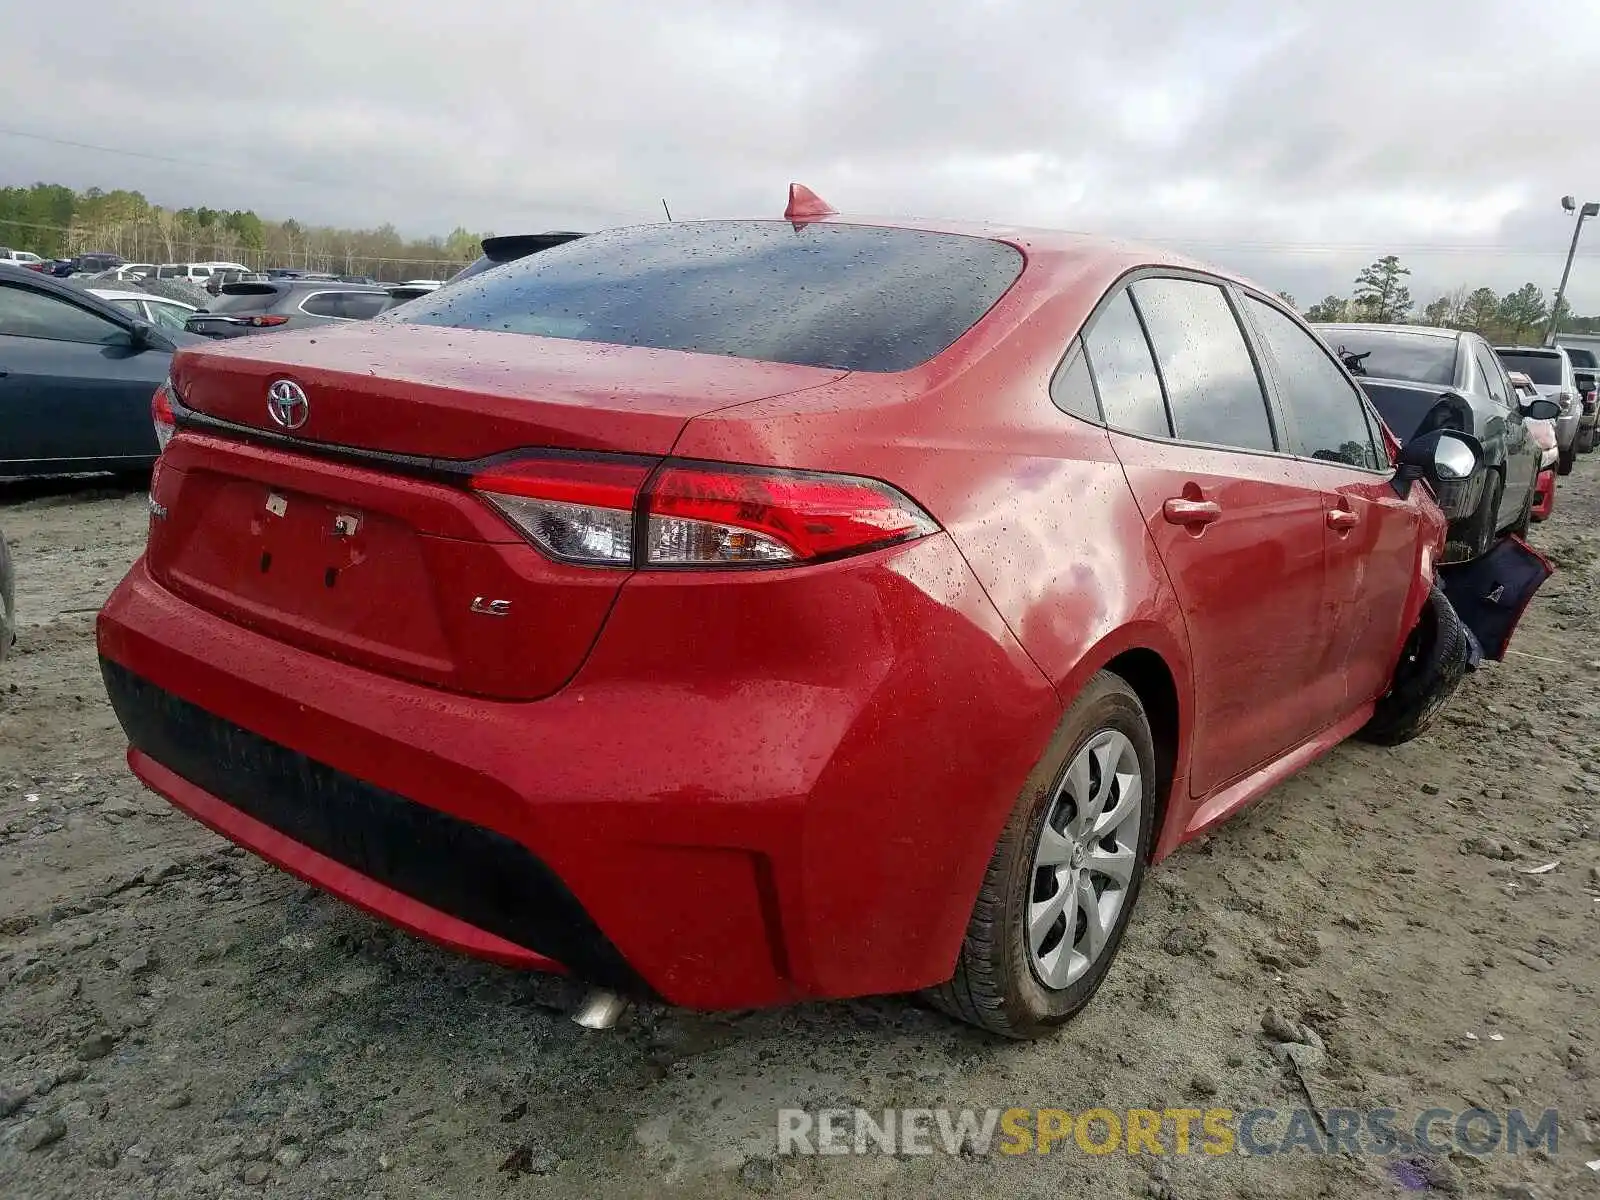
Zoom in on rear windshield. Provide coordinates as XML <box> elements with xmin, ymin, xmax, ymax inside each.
<box><xmin>1315</xmin><ymin>327</ymin><xmax>1456</xmax><ymax>386</ymax></box>
<box><xmin>1560</xmin><ymin>346</ymin><xmax>1597</xmax><ymax>368</ymax></box>
<box><xmin>394</xmin><ymin>221</ymin><xmax>1025</xmax><ymax>372</ymax></box>
<box><xmin>207</xmin><ymin>286</ymin><xmax>281</xmax><ymax>314</ymax></box>
<box><xmin>1495</xmin><ymin>350</ymin><xmax>1563</xmax><ymax>386</ymax></box>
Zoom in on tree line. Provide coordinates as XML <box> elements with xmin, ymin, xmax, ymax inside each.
<box><xmin>0</xmin><ymin>183</ymin><xmax>492</xmax><ymax>279</ymax></box>
<box><xmin>1292</xmin><ymin>255</ymin><xmax>1600</xmax><ymax>342</ymax></box>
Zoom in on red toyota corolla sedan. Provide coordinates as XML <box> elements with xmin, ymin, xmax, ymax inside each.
<box><xmin>97</xmin><ymin>191</ymin><xmax>1480</xmax><ymax>1037</ymax></box>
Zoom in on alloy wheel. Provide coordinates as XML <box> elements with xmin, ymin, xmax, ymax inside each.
<box><xmin>1026</xmin><ymin>729</ymin><xmax>1143</xmax><ymax>989</ymax></box>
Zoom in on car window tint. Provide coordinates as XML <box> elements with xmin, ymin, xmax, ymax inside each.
<box><xmin>1048</xmin><ymin>341</ymin><xmax>1100</xmax><ymax>422</ymax></box>
<box><xmin>1245</xmin><ymin>297</ymin><xmax>1382</xmax><ymax>470</ymax></box>
<box><xmin>1133</xmin><ymin>279</ymin><xmax>1275</xmax><ymax>452</ymax></box>
<box><xmin>0</xmin><ymin>284</ymin><xmax>125</xmax><ymax>344</ymax></box>
<box><xmin>147</xmin><ymin>302</ymin><xmax>190</xmax><ymax>331</ymax></box>
<box><xmin>1317</xmin><ymin>328</ymin><xmax>1457</xmax><ymax>386</ymax></box>
<box><xmin>300</xmin><ymin>292</ymin><xmax>345</xmax><ymax>318</ymax></box>
<box><xmin>338</xmin><ymin>292</ymin><xmax>389</xmax><ymax>320</ymax></box>
<box><xmin>1082</xmin><ymin>292</ymin><xmax>1168</xmax><ymax>436</ymax></box>
<box><xmin>394</xmin><ymin>221</ymin><xmax>1024</xmax><ymax>372</ymax></box>
<box><xmin>1473</xmin><ymin>344</ymin><xmax>1510</xmax><ymax>407</ymax></box>
<box><xmin>1495</xmin><ymin>350</ymin><xmax>1563</xmax><ymax>386</ymax></box>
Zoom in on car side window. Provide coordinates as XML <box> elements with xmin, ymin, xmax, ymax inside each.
<box><xmin>1242</xmin><ymin>296</ymin><xmax>1382</xmax><ymax>470</ymax></box>
<box><xmin>0</xmin><ymin>284</ymin><xmax>126</xmax><ymax>345</ymax></box>
<box><xmin>338</xmin><ymin>292</ymin><xmax>390</xmax><ymax>320</ymax></box>
<box><xmin>1081</xmin><ymin>291</ymin><xmax>1169</xmax><ymax>437</ymax></box>
<box><xmin>1048</xmin><ymin>341</ymin><xmax>1101</xmax><ymax>422</ymax></box>
<box><xmin>147</xmin><ymin>302</ymin><xmax>190</xmax><ymax>331</ymax></box>
<box><xmin>299</xmin><ymin>292</ymin><xmax>344</xmax><ymax>318</ymax></box>
<box><xmin>1131</xmin><ymin>278</ymin><xmax>1276</xmax><ymax>452</ymax></box>
<box><xmin>1473</xmin><ymin>344</ymin><xmax>1511</xmax><ymax>408</ymax></box>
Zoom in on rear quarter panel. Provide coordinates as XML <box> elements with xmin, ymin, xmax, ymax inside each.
<box><xmin>672</xmin><ymin>250</ymin><xmax>1196</xmax><ymax>861</ymax></box>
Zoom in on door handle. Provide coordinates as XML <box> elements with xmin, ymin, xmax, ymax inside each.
<box><xmin>1326</xmin><ymin>508</ymin><xmax>1359</xmax><ymax>531</ymax></box>
<box><xmin>1162</xmin><ymin>498</ymin><xmax>1222</xmax><ymax>526</ymax></box>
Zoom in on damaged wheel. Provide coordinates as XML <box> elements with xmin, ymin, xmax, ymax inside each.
<box><xmin>925</xmin><ymin>672</ymin><xmax>1155</xmax><ymax>1038</ymax></box>
<box><xmin>1358</xmin><ymin>584</ymin><xmax>1469</xmax><ymax>747</ymax></box>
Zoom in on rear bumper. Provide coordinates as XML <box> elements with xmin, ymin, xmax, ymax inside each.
<box><xmin>97</xmin><ymin>539</ymin><xmax>1057</xmax><ymax>1008</ymax></box>
<box><xmin>1532</xmin><ymin>467</ymin><xmax>1556</xmax><ymax>521</ymax></box>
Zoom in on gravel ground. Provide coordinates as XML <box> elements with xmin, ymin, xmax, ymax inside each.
<box><xmin>2</xmin><ymin>470</ymin><xmax>1599</xmax><ymax>1199</ymax></box>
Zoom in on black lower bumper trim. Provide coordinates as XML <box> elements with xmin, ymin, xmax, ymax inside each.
<box><xmin>100</xmin><ymin>658</ymin><xmax>652</xmax><ymax>996</ymax></box>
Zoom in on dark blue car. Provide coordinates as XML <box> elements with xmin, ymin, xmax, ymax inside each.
<box><xmin>0</xmin><ymin>271</ymin><xmax>197</xmax><ymax>477</ymax></box>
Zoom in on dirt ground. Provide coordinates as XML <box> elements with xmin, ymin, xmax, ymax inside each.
<box><xmin>2</xmin><ymin>469</ymin><xmax>1599</xmax><ymax>1200</ymax></box>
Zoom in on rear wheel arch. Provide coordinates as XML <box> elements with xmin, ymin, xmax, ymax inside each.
<box><xmin>1100</xmin><ymin>647</ymin><xmax>1179</xmax><ymax>859</ymax></box>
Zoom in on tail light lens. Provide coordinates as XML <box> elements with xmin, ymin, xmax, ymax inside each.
<box><xmin>471</xmin><ymin>457</ymin><xmax>652</xmax><ymax>567</ymax></box>
<box><xmin>248</xmin><ymin>314</ymin><xmax>290</xmax><ymax>327</ymax></box>
<box><xmin>471</xmin><ymin>455</ymin><xmax>938</xmax><ymax>569</ymax></box>
<box><xmin>151</xmin><ymin>379</ymin><xmax>176</xmax><ymax>452</ymax></box>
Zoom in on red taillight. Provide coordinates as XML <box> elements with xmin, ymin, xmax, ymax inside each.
<box><xmin>249</xmin><ymin>314</ymin><xmax>290</xmax><ymax>327</ymax></box>
<box><xmin>643</xmin><ymin>464</ymin><xmax>938</xmax><ymax>566</ymax></box>
<box><xmin>470</xmin><ymin>455</ymin><xmax>938</xmax><ymax>569</ymax></box>
<box><xmin>151</xmin><ymin>379</ymin><xmax>176</xmax><ymax>452</ymax></box>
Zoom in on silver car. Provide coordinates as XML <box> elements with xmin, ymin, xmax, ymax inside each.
<box><xmin>1495</xmin><ymin>345</ymin><xmax>1580</xmax><ymax>474</ymax></box>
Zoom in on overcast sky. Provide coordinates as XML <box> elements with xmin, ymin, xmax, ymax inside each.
<box><xmin>5</xmin><ymin>0</ymin><xmax>1600</xmax><ymax>309</ymax></box>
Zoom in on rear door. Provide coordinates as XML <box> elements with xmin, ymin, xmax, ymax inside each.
<box><xmin>1240</xmin><ymin>294</ymin><xmax>1421</xmax><ymax>711</ymax></box>
<box><xmin>0</xmin><ymin>279</ymin><xmax>163</xmax><ymax>468</ymax></box>
<box><xmin>1092</xmin><ymin>277</ymin><xmax>1331</xmax><ymax>797</ymax></box>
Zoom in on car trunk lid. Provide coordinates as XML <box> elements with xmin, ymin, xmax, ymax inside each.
<box><xmin>150</xmin><ymin>325</ymin><xmax>845</xmax><ymax>698</ymax></box>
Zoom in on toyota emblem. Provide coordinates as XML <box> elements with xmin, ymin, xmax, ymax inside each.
<box><xmin>267</xmin><ymin>379</ymin><xmax>309</xmax><ymax>430</ymax></box>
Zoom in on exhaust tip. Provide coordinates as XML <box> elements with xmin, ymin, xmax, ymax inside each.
<box><xmin>572</xmin><ymin>988</ymin><xmax>630</xmax><ymax>1031</ymax></box>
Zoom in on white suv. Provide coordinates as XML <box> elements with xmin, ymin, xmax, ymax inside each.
<box><xmin>0</xmin><ymin>248</ymin><xmax>45</xmax><ymax>270</ymax></box>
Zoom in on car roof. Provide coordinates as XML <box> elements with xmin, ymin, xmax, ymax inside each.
<box><xmin>1312</xmin><ymin>322</ymin><xmax>1459</xmax><ymax>340</ymax></box>
<box><xmin>87</xmin><ymin>288</ymin><xmax>196</xmax><ymax>308</ymax></box>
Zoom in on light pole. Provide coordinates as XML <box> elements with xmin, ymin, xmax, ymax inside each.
<box><xmin>1548</xmin><ymin>194</ymin><xmax>1599</xmax><ymax>345</ymax></box>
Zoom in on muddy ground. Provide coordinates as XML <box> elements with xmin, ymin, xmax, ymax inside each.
<box><xmin>1</xmin><ymin>469</ymin><xmax>1599</xmax><ymax>1200</ymax></box>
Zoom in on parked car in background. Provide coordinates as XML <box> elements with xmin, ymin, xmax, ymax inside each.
<box><xmin>102</xmin><ymin>204</ymin><xmax>1492</xmax><ymax>1038</ymax></box>
<box><xmin>204</xmin><ymin>269</ymin><xmax>267</xmax><ymax>296</ymax></box>
<box><xmin>263</xmin><ymin>268</ymin><xmax>304</xmax><ymax>280</ymax></box>
<box><xmin>1559</xmin><ymin>344</ymin><xmax>1597</xmax><ymax>372</ymax></box>
<box><xmin>184</xmin><ymin>279</ymin><xmax>390</xmax><ymax>339</ymax></box>
<box><xmin>396</xmin><ymin>278</ymin><xmax>444</xmax><ymax>290</ymax></box>
<box><xmin>64</xmin><ymin>252</ymin><xmax>128</xmax><ymax>277</ymax></box>
<box><xmin>87</xmin><ymin>288</ymin><xmax>198</xmax><ymax>333</ymax></box>
<box><xmin>0</xmin><ymin>249</ymin><xmax>47</xmax><ymax>271</ymax></box>
<box><xmin>1313</xmin><ymin>323</ymin><xmax>1551</xmax><ymax>559</ymax></box>
<box><xmin>445</xmin><ymin>232</ymin><xmax>586</xmax><ymax>287</ymax></box>
<box><xmin>1507</xmin><ymin>370</ymin><xmax>1560</xmax><ymax>466</ymax></box>
<box><xmin>336</xmin><ymin>274</ymin><xmax>377</xmax><ymax>285</ymax></box>
<box><xmin>93</xmin><ymin>263</ymin><xmax>155</xmax><ymax>283</ymax></box>
<box><xmin>1571</xmin><ymin>367</ymin><xmax>1598</xmax><ymax>453</ymax></box>
<box><xmin>152</xmin><ymin>262</ymin><xmax>250</xmax><ymax>289</ymax></box>
<box><xmin>1494</xmin><ymin>345</ymin><xmax>1580</xmax><ymax>474</ymax></box>
<box><xmin>0</xmin><ymin>269</ymin><xmax>197</xmax><ymax>476</ymax></box>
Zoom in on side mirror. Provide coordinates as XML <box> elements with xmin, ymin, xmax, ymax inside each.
<box><xmin>1393</xmin><ymin>429</ymin><xmax>1483</xmax><ymax>500</ymax></box>
<box><xmin>126</xmin><ymin>321</ymin><xmax>153</xmax><ymax>352</ymax></box>
<box><xmin>1522</xmin><ymin>398</ymin><xmax>1561</xmax><ymax>421</ymax></box>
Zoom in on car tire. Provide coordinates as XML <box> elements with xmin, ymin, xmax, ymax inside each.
<box><xmin>1559</xmin><ymin>447</ymin><xmax>1575</xmax><ymax>476</ymax></box>
<box><xmin>925</xmin><ymin>671</ymin><xmax>1156</xmax><ymax>1039</ymax></box>
<box><xmin>1357</xmin><ymin>585</ymin><xmax>1469</xmax><ymax>747</ymax></box>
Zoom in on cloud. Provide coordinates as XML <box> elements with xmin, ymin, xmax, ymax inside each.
<box><xmin>4</xmin><ymin>0</ymin><xmax>1600</xmax><ymax>306</ymax></box>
